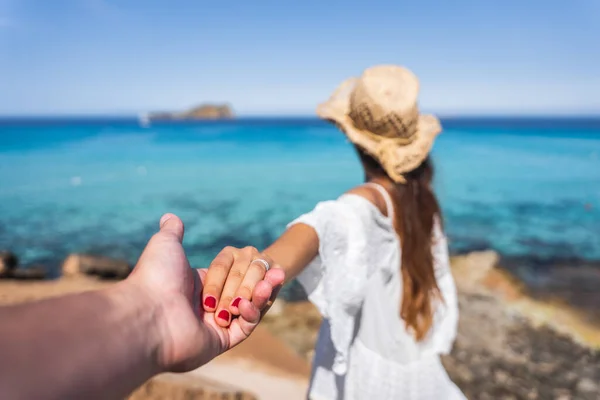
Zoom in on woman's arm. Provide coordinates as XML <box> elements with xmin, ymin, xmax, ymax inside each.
<box><xmin>263</xmin><ymin>185</ymin><xmax>384</xmax><ymax>282</ymax></box>
<box><xmin>202</xmin><ymin>186</ymin><xmax>387</xmax><ymax>327</ymax></box>
<box><xmin>263</xmin><ymin>223</ymin><xmax>319</xmax><ymax>283</ymax></box>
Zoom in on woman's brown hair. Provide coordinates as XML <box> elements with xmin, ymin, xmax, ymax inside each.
<box><xmin>356</xmin><ymin>146</ymin><xmax>442</xmax><ymax>341</ymax></box>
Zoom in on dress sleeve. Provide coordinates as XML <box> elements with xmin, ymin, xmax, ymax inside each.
<box><xmin>430</xmin><ymin>220</ymin><xmax>459</xmax><ymax>354</ymax></box>
<box><xmin>287</xmin><ymin>197</ymin><xmax>372</xmax><ymax>374</ymax></box>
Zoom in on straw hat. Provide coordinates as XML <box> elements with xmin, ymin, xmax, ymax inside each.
<box><xmin>317</xmin><ymin>65</ymin><xmax>442</xmax><ymax>183</ymax></box>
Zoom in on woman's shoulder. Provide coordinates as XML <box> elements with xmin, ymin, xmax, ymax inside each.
<box><xmin>344</xmin><ymin>185</ymin><xmax>390</xmax><ymax>218</ymax></box>
<box><xmin>293</xmin><ymin>185</ymin><xmax>393</xmax><ymax>234</ymax></box>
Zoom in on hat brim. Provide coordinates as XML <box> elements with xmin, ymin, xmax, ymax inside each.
<box><xmin>317</xmin><ymin>78</ymin><xmax>442</xmax><ymax>182</ymax></box>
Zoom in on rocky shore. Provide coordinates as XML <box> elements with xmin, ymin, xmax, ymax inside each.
<box><xmin>1</xmin><ymin>250</ymin><xmax>599</xmax><ymax>399</ymax></box>
<box><xmin>445</xmin><ymin>253</ymin><xmax>599</xmax><ymax>400</ymax></box>
<box><xmin>261</xmin><ymin>251</ymin><xmax>600</xmax><ymax>400</ymax></box>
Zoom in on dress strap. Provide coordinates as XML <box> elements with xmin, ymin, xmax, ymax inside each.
<box><xmin>364</xmin><ymin>182</ymin><xmax>395</xmax><ymax>220</ymax></box>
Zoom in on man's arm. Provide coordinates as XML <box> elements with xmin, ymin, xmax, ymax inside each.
<box><xmin>0</xmin><ymin>214</ymin><xmax>285</xmax><ymax>400</ymax></box>
<box><xmin>0</xmin><ymin>282</ymin><xmax>164</xmax><ymax>400</ymax></box>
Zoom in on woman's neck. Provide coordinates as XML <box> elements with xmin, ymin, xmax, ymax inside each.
<box><xmin>366</xmin><ymin>175</ymin><xmax>392</xmax><ymax>188</ymax></box>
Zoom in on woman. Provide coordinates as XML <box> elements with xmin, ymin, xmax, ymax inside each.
<box><xmin>202</xmin><ymin>65</ymin><xmax>464</xmax><ymax>399</ymax></box>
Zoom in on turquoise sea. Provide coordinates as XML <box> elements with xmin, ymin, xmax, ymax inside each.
<box><xmin>1</xmin><ymin>118</ymin><xmax>599</xmax><ymax>286</ymax></box>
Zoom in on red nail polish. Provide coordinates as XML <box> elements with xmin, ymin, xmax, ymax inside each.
<box><xmin>231</xmin><ymin>297</ymin><xmax>241</xmax><ymax>308</ymax></box>
<box><xmin>218</xmin><ymin>310</ymin><xmax>230</xmax><ymax>321</ymax></box>
<box><xmin>204</xmin><ymin>296</ymin><xmax>216</xmax><ymax>308</ymax></box>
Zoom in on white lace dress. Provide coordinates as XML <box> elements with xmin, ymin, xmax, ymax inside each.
<box><xmin>289</xmin><ymin>184</ymin><xmax>465</xmax><ymax>400</ymax></box>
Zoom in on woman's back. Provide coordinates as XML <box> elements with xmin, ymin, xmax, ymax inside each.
<box><xmin>291</xmin><ymin>183</ymin><xmax>462</xmax><ymax>399</ymax></box>
<box><xmin>355</xmin><ymin>184</ymin><xmax>458</xmax><ymax>363</ymax></box>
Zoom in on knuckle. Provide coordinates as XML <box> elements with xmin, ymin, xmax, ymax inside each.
<box><xmin>238</xmin><ymin>285</ymin><xmax>253</xmax><ymax>299</ymax></box>
<box><xmin>228</xmin><ymin>269</ymin><xmax>244</xmax><ymax>280</ymax></box>
<box><xmin>208</xmin><ymin>261</ymin><xmax>230</xmax><ymax>273</ymax></box>
<box><xmin>243</xmin><ymin>246</ymin><xmax>258</xmax><ymax>255</ymax></box>
<box><xmin>223</xmin><ymin>246</ymin><xmax>239</xmax><ymax>255</ymax></box>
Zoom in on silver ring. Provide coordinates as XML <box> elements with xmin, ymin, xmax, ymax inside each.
<box><xmin>252</xmin><ymin>258</ymin><xmax>270</xmax><ymax>272</ymax></box>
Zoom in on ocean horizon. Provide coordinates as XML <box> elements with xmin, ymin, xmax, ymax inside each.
<box><xmin>1</xmin><ymin>116</ymin><xmax>599</xmax><ymax>292</ymax></box>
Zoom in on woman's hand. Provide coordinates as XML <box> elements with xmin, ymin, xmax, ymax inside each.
<box><xmin>202</xmin><ymin>246</ymin><xmax>282</xmax><ymax>327</ymax></box>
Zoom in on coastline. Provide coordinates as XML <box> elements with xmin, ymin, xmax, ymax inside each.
<box><xmin>6</xmin><ymin>247</ymin><xmax>600</xmax><ymax>327</ymax></box>
<box><xmin>1</xmin><ymin>250</ymin><xmax>599</xmax><ymax>399</ymax></box>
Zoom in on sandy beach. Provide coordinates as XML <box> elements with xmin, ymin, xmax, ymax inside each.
<box><xmin>1</xmin><ymin>252</ymin><xmax>599</xmax><ymax>399</ymax></box>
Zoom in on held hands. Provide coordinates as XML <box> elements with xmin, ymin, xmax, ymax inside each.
<box><xmin>202</xmin><ymin>246</ymin><xmax>280</xmax><ymax>328</ymax></box>
<box><xmin>127</xmin><ymin>214</ymin><xmax>285</xmax><ymax>373</ymax></box>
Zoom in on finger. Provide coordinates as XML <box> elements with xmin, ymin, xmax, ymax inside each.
<box><xmin>226</xmin><ymin>265</ymin><xmax>282</xmax><ymax>351</ymax></box>
<box><xmin>259</xmin><ymin>268</ymin><xmax>285</xmax><ymax>317</ymax></box>
<box><xmin>197</xmin><ymin>268</ymin><xmax>208</xmax><ymax>286</ymax></box>
<box><xmin>248</xmin><ymin>279</ymin><xmax>273</xmax><ymax>313</ymax></box>
<box><xmin>241</xmin><ymin>270</ymin><xmax>284</xmax><ymax>328</ymax></box>
<box><xmin>264</xmin><ymin>267</ymin><xmax>286</xmax><ymax>289</ymax></box>
<box><xmin>226</xmin><ymin>270</ymin><xmax>286</xmax><ymax>348</ymax></box>
<box><xmin>239</xmin><ymin>281</ymin><xmax>270</xmax><ymax>321</ymax></box>
<box><xmin>159</xmin><ymin>213</ymin><xmax>184</xmax><ymax>243</ymax></box>
<box><xmin>229</xmin><ymin>253</ymin><xmax>273</xmax><ymax>316</ymax></box>
<box><xmin>132</xmin><ymin>214</ymin><xmax>187</xmax><ymax>276</ymax></box>
<box><xmin>231</xmin><ymin>280</ymin><xmax>273</xmax><ymax>344</ymax></box>
<box><xmin>202</xmin><ymin>247</ymin><xmax>236</xmax><ymax>313</ymax></box>
<box><xmin>215</xmin><ymin>246</ymin><xmax>257</xmax><ymax>327</ymax></box>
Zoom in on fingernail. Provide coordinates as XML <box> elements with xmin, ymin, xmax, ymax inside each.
<box><xmin>218</xmin><ymin>310</ymin><xmax>230</xmax><ymax>321</ymax></box>
<box><xmin>159</xmin><ymin>214</ymin><xmax>171</xmax><ymax>227</ymax></box>
<box><xmin>204</xmin><ymin>296</ymin><xmax>216</xmax><ymax>308</ymax></box>
<box><xmin>231</xmin><ymin>297</ymin><xmax>241</xmax><ymax>308</ymax></box>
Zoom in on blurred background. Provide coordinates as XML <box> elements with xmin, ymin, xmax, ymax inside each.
<box><xmin>1</xmin><ymin>1</ymin><xmax>599</xmax><ymax>399</ymax></box>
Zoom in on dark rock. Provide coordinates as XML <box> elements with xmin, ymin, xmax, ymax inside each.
<box><xmin>62</xmin><ymin>254</ymin><xmax>131</xmax><ymax>279</ymax></box>
<box><xmin>0</xmin><ymin>251</ymin><xmax>19</xmax><ymax>277</ymax></box>
<box><xmin>10</xmin><ymin>265</ymin><xmax>47</xmax><ymax>280</ymax></box>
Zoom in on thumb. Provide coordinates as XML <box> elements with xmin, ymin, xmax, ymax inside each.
<box><xmin>159</xmin><ymin>213</ymin><xmax>185</xmax><ymax>243</ymax></box>
<box><xmin>197</xmin><ymin>268</ymin><xmax>208</xmax><ymax>286</ymax></box>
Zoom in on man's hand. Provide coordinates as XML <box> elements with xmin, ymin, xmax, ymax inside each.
<box><xmin>128</xmin><ymin>213</ymin><xmax>285</xmax><ymax>372</ymax></box>
<box><xmin>0</xmin><ymin>213</ymin><xmax>284</xmax><ymax>400</ymax></box>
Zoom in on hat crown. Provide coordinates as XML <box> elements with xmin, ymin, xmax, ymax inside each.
<box><xmin>349</xmin><ymin>65</ymin><xmax>420</xmax><ymax>142</ymax></box>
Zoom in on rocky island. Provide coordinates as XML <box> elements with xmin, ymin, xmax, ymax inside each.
<box><xmin>146</xmin><ymin>104</ymin><xmax>234</xmax><ymax>121</ymax></box>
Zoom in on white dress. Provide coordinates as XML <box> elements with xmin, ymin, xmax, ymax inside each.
<box><xmin>289</xmin><ymin>183</ymin><xmax>465</xmax><ymax>400</ymax></box>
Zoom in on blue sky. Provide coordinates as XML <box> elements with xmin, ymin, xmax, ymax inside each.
<box><xmin>1</xmin><ymin>0</ymin><xmax>599</xmax><ymax>116</ymax></box>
